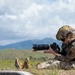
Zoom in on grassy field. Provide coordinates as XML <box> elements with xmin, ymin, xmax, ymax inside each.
<box><xmin>0</xmin><ymin>49</ymin><xmax>75</xmax><ymax>75</ymax></box>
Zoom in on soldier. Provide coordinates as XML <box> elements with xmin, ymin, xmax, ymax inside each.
<box><xmin>44</xmin><ymin>25</ymin><xmax>75</xmax><ymax>61</ymax></box>
<box><xmin>41</xmin><ymin>25</ymin><xmax>75</xmax><ymax>69</ymax></box>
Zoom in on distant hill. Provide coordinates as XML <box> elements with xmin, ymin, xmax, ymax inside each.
<box><xmin>0</xmin><ymin>38</ymin><xmax>62</xmax><ymax>50</ymax></box>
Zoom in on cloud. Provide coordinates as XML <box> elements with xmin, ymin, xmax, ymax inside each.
<box><xmin>0</xmin><ymin>0</ymin><xmax>75</xmax><ymax>45</ymax></box>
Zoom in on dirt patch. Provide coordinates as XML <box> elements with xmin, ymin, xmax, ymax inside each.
<box><xmin>59</xmin><ymin>70</ymin><xmax>75</xmax><ymax>75</ymax></box>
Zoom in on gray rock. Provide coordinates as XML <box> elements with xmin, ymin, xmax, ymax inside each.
<box><xmin>0</xmin><ymin>71</ymin><xmax>33</xmax><ymax>75</ymax></box>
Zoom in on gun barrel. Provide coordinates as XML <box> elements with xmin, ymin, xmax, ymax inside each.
<box><xmin>33</xmin><ymin>44</ymin><xmax>49</xmax><ymax>51</ymax></box>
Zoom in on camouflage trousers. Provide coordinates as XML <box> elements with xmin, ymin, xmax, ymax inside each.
<box><xmin>36</xmin><ymin>60</ymin><xmax>75</xmax><ymax>70</ymax></box>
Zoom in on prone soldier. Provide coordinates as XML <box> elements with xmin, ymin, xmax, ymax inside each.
<box><xmin>33</xmin><ymin>25</ymin><xmax>75</xmax><ymax>69</ymax></box>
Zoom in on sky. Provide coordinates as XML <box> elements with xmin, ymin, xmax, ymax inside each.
<box><xmin>0</xmin><ymin>0</ymin><xmax>75</xmax><ymax>45</ymax></box>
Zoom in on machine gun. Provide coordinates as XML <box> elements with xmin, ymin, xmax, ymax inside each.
<box><xmin>32</xmin><ymin>42</ymin><xmax>60</xmax><ymax>53</ymax></box>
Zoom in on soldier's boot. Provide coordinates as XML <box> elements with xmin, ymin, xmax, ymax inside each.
<box><xmin>22</xmin><ymin>58</ymin><xmax>29</xmax><ymax>69</ymax></box>
<box><xmin>15</xmin><ymin>57</ymin><xmax>23</xmax><ymax>69</ymax></box>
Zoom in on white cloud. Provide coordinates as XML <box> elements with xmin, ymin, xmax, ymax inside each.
<box><xmin>0</xmin><ymin>13</ymin><xmax>17</xmax><ymax>20</ymax></box>
<box><xmin>0</xmin><ymin>0</ymin><xmax>75</xmax><ymax>45</ymax></box>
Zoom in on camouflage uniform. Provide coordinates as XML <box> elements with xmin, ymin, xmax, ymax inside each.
<box><xmin>58</xmin><ymin>39</ymin><xmax>75</xmax><ymax>69</ymax></box>
<box><xmin>60</xmin><ymin>40</ymin><xmax>75</xmax><ymax>62</ymax></box>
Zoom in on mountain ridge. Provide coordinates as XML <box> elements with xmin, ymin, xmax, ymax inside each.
<box><xmin>0</xmin><ymin>38</ymin><xmax>62</xmax><ymax>50</ymax></box>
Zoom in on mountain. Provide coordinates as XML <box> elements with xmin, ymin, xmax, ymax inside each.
<box><xmin>0</xmin><ymin>38</ymin><xmax>62</xmax><ymax>50</ymax></box>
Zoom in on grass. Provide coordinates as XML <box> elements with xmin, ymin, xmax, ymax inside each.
<box><xmin>0</xmin><ymin>49</ymin><xmax>74</xmax><ymax>75</ymax></box>
<box><xmin>0</xmin><ymin>59</ymin><xmax>59</xmax><ymax>75</ymax></box>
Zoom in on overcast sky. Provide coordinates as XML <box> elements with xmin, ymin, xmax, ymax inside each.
<box><xmin>0</xmin><ymin>0</ymin><xmax>75</xmax><ymax>45</ymax></box>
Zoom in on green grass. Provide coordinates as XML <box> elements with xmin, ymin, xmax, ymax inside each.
<box><xmin>0</xmin><ymin>59</ymin><xmax>16</xmax><ymax>70</ymax></box>
<box><xmin>1</xmin><ymin>49</ymin><xmax>75</xmax><ymax>75</ymax></box>
<box><xmin>0</xmin><ymin>49</ymin><xmax>59</xmax><ymax>75</ymax></box>
<box><xmin>0</xmin><ymin>49</ymin><xmax>54</xmax><ymax>60</ymax></box>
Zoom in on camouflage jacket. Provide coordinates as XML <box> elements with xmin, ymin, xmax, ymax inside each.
<box><xmin>61</xmin><ymin>39</ymin><xmax>75</xmax><ymax>62</ymax></box>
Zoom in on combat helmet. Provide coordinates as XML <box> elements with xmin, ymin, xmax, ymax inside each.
<box><xmin>56</xmin><ymin>25</ymin><xmax>75</xmax><ymax>41</ymax></box>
